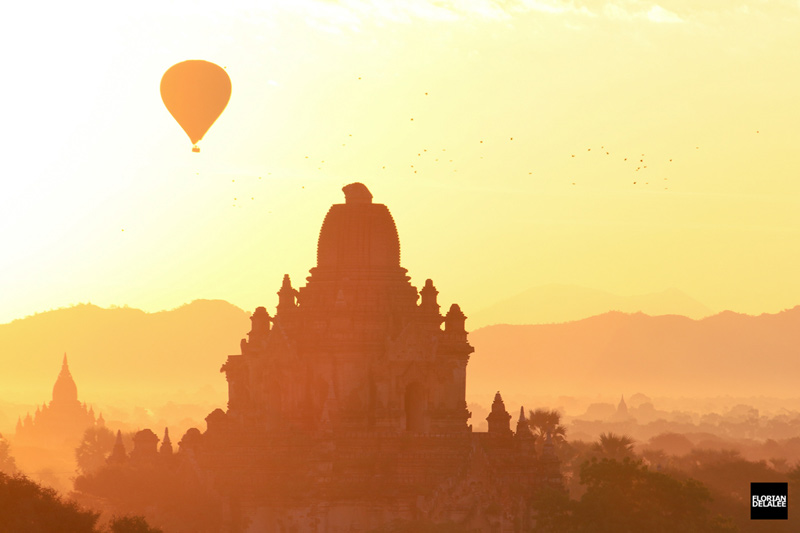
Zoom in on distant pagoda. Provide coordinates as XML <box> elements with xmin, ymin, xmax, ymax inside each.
<box><xmin>15</xmin><ymin>354</ymin><xmax>102</xmax><ymax>448</ymax></box>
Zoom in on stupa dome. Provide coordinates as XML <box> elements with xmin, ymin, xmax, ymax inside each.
<box><xmin>316</xmin><ymin>183</ymin><xmax>400</xmax><ymax>271</ymax></box>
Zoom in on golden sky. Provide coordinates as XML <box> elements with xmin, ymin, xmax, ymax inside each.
<box><xmin>2</xmin><ymin>0</ymin><xmax>799</xmax><ymax>324</ymax></box>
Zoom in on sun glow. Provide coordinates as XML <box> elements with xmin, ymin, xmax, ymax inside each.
<box><xmin>1</xmin><ymin>1</ymin><xmax>799</xmax><ymax>324</ymax></box>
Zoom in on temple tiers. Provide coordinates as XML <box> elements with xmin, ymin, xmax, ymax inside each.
<box><xmin>222</xmin><ymin>184</ymin><xmax>472</xmax><ymax>435</ymax></box>
<box><xmin>185</xmin><ymin>184</ymin><xmax>561</xmax><ymax>531</ymax></box>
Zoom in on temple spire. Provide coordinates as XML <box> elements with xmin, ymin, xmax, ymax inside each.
<box><xmin>277</xmin><ymin>274</ymin><xmax>298</xmax><ymax>312</ymax></box>
<box><xmin>52</xmin><ymin>353</ymin><xmax>78</xmax><ymax>405</ymax></box>
<box><xmin>516</xmin><ymin>406</ymin><xmax>533</xmax><ymax>438</ymax></box>
<box><xmin>419</xmin><ymin>279</ymin><xmax>443</xmax><ymax>330</ymax></box>
<box><xmin>420</xmin><ymin>279</ymin><xmax>439</xmax><ymax>312</ymax></box>
<box><xmin>612</xmin><ymin>394</ymin><xmax>629</xmax><ymax>421</ymax></box>
<box><xmin>161</xmin><ymin>428</ymin><xmax>173</xmax><ymax>455</ymax></box>
<box><xmin>107</xmin><ymin>430</ymin><xmax>127</xmax><ymax>465</ymax></box>
<box><xmin>486</xmin><ymin>392</ymin><xmax>512</xmax><ymax>437</ymax></box>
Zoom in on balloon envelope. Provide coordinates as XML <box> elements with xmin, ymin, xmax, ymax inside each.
<box><xmin>160</xmin><ymin>60</ymin><xmax>231</xmax><ymax>148</ymax></box>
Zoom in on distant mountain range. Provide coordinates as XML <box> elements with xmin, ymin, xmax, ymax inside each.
<box><xmin>1</xmin><ymin>299</ymin><xmax>796</xmax><ymax>409</ymax></box>
<box><xmin>468</xmin><ymin>284</ymin><xmax>714</xmax><ymax>328</ymax></box>
<box><xmin>467</xmin><ymin>306</ymin><xmax>800</xmax><ymax>400</ymax></box>
<box><xmin>0</xmin><ymin>300</ymin><xmax>249</xmax><ymax>405</ymax></box>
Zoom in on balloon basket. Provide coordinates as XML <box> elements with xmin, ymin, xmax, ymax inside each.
<box><xmin>192</xmin><ymin>145</ymin><xmax>200</xmax><ymax>153</ymax></box>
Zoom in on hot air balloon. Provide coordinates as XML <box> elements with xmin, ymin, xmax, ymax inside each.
<box><xmin>160</xmin><ymin>60</ymin><xmax>231</xmax><ymax>153</ymax></box>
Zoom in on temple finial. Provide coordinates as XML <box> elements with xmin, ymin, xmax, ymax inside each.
<box><xmin>108</xmin><ymin>430</ymin><xmax>127</xmax><ymax>464</ymax></box>
<box><xmin>161</xmin><ymin>427</ymin><xmax>173</xmax><ymax>455</ymax></box>
<box><xmin>516</xmin><ymin>406</ymin><xmax>533</xmax><ymax>438</ymax></box>
<box><xmin>342</xmin><ymin>182</ymin><xmax>372</xmax><ymax>204</ymax></box>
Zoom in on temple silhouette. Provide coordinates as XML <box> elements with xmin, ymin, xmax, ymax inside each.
<box><xmin>15</xmin><ymin>354</ymin><xmax>102</xmax><ymax>448</ymax></box>
<box><xmin>173</xmin><ymin>183</ymin><xmax>561</xmax><ymax>531</ymax></box>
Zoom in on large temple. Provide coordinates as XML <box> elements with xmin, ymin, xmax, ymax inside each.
<box><xmin>184</xmin><ymin>183</ymin><xmax>561</xmax><ymax>531</ymax></box>
<box><xmin>15</xmin><ymin>354</ymin><xmax>101</xmax><ymax>448</ymax></box>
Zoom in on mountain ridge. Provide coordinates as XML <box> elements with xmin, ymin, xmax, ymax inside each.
<box><xmin>468</xmin><ymin>284</ymin><xmax>715</xmax><ymax>328</ymax></box>
<box><xmin>467</xmin><ymin>305</ymin><xmax>800</xmax><ymax>400</ymax></box>
<box><xmin>2</xmin><ymin>300</ymin><xmax>797</xmax><ymax>407</ymax></box>
<box><xmin>0</xmin><ymin>299</ymin><xmax>250</xmax><ymax>405</ymax></box>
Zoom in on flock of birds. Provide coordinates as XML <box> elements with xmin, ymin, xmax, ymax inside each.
<box><xmin>568</xmin><ymin>145</ymin><xmax>682</xmax><ymax>190</ymax></box>
<box><xmin>220</xmin><ymin>78</ymin><xmax>762</xmax><ymax>208</ymax></box>
<box><xmin>225</xmin><ymin>133</ymin><xmax>687</xmax><ymax>207</ymax></box>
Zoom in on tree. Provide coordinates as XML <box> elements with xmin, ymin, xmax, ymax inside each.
<box><xmin>528</xmin><ymin>408</ymin><xmax>567</xmax><ymax>444</ymax></box>
<box><xmin>0</xmin><ymin>471</ymin><xmax>99</xmax><ymax>533</ymax></box>
<box><xmin>574</xmin><ymin>458</ymin><xmax>736</xmax><ymax>532</ymax></box>
<box><xmin>646</xmin><ymin>432</ymin><xmax>694</xmax><ymax>457</ymax></box>
<box><xmin>533</xmin><ymin>458</ymin><xmax>737</xmax><ymax>532</ymax></box>
<box><xmin>675</xmin><ymin>448</ymin><xmax>784</xmax><ymax>528</ymax></box>
<box><xmin>0</xmin><ymin>433</ymin><xmax>17</xmax><ymax>475</ymax></box>
<box><xmin>76</xmin><ymin>426</ymin><xmax>117</xmax><ymax>476</ymax></box>
<box><xmin>532</xmin><ymin>485</ymin><xmax>573</xmax><ymax>532</ymax></box>
<box><xmin>593</xmin><ymin>432</ymin><xmax>635</xmax><ymax>460</ymax></box>
<box><xmin>74</xmin><ymin>459</ymin><xmax>224</xmax><ymax>533</ymax></box>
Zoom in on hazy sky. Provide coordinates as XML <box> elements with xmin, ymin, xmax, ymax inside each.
<box><xmin>2</xmin><ymin>0</ymin><xmax>799</xmax><ymax>324</ymax></box>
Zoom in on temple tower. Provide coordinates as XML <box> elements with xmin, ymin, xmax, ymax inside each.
<box><xmin>486</xmin><ymin>392</ymin><xmax>512</xmax><ymax>437</ymax></box>
<box><xmin>52</xmin><ymin>354</ymin><xmax>79</xmax><ymax>407</ymax></box>
<box><xmin>221</xmin><ymin>183</ymin><xmax>473</xmax><ymax>435</ymax></box>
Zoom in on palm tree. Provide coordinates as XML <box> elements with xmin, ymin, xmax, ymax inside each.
<box><xmin>593</xmin><ymin>432</ymin><xmax>635</xmax><ymax>460</ymax></box>
<box><xmin>527</xmin><ymin>409</ymin><xmax>567</xmax><ymax>442</ymax></box>
<box><xmin>527</xmin><ymin>409</ymin><xmax>568</xmax><ymax>458</ymax></box>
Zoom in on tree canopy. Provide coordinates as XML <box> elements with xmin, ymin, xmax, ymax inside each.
<box><xmin>592</xmin><ymin>433</ymin><xmax>636</xmax><ymax>461</ymax></box>
<box><xmin>0</xmin><ymin>434</ymin><xmax>17</xmax><ymax>475</ymax></box>
<box><xmin>76</xmin><ymin>426</ymin><xmax>117</xmax><ymax>476</ymax></box>
<box><xmin>535</xmin><ymin>458</ymin><xmax>737</xmax><ymax>533</ymax></box>
<box><xmin>0</xmin><ymin>472</ymin><xmax>99</xmax><ymax>533</ymax></box>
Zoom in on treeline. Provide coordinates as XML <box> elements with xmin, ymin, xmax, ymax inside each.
<box><xmin>535</xmin><ymin>408</ymin><xmax>799</xmax><ymax>532</ymax></box>
<box><xmin>0</xmin><ymin>471</ymin><xmax>161</xmax><ymax>533</ymax></box>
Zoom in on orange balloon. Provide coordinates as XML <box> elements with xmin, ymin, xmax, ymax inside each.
<box><xmin>160</xmin><ymin>60</ymin><xmax>231</xmax><ymax>152</ymax></box>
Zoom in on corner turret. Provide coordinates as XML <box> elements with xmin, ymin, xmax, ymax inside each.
<box><xmin>486</xmin><ymin>392</ymin><xmax>512</xmax><ymax>437</ymax></box>
<box><xmin>277</xmin><ymin>274</ymin><xmax>298</xmax><ymax>312</ymax></box>
<box><xmin>420</xmin><ymin>279</ymin><xmax>440</xmax><ymax>314</ymax></box>
<box><xmin>246</xmin><ymin>307</ymin><xmax>271</xmax><ymax>351</ymax></box>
